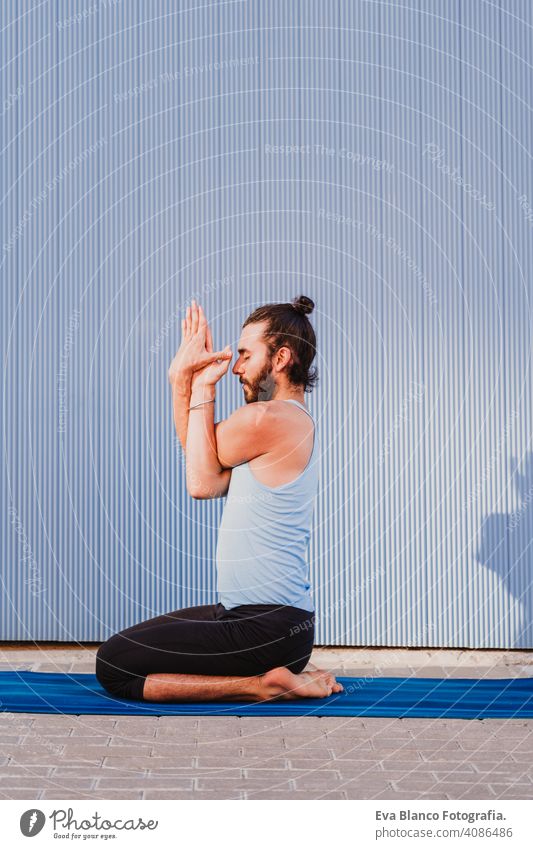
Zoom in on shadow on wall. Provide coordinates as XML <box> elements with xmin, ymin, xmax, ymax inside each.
<box><xmin>474</xmin><ymin>452</ymin><xmax>533</xmax><ymax>649</ymax></box>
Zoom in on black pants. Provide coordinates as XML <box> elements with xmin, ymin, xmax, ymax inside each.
<box><xmin>95</xmin><ymin>601</ymin><xmax>315</xmax><ymax>701</ymax></box>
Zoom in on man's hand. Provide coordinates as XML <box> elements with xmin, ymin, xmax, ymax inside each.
<box><xmin>191</xmin><ymin>346</ymin><xmax>233</xmax><ymax>390</ymax></box>
<box><xmin>168</xmin><ymin>298</ymin><xmax>232</xmax><ymax>386</ymax></box>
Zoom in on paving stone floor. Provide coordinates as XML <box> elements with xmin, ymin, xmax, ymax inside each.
<box><xmin>1</xmin><ymin>644</ymin><xmax>532</xmax><ymax>800</ymax></box>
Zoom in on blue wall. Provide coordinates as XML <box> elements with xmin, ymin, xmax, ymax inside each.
<box><xmin>1</xmin><ymin>1</ymin><xmax>532</xmax><ymax>646</ymax></box>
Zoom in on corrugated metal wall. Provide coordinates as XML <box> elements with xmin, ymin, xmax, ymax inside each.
<box><xmin>1</xmin><ymin>1</ymin><xmax>532</xmax><ymax>646</ymax></box>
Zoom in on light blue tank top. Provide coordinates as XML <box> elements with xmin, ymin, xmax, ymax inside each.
<box><xmin>215</xmin><ymin>399</ymin><xmax>319</xmax><ymax>612</ymax></box>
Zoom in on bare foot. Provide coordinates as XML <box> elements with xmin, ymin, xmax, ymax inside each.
<box><xmin>304</xmin><ymin>662</ymin><xmax>342</xmax><ymax>689</ymax></box>
<box><xmin>315</xmin><ymin>669</ymin><xmax>342</xmax><ymax>692</ymax></box>
<box><xmin>258</xmin><ymin>666</ymin><xmax>344</xmax><ymax>701</ymax></box>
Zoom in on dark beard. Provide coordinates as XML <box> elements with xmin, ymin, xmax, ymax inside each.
<box><xmin>243</xmin><ymin>360</ymin><xmax>276</xmax><ymax>402</ymax></box>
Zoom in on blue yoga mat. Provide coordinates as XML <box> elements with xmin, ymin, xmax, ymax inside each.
<box><xmin>1</xmin><ymin>671</ymin><xmax>533</xmax><ymax>717</ymax></box>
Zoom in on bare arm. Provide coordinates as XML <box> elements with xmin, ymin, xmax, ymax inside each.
<box><xmin>187</xmin><ymin>387</ymin><xmax>274</xmax><ymax>499</ymax></box>
<box><xmin>169</xmin><ymin>373</ymin><xmax>230</xmax><ymax>496</ymax></box>
<box><xmin>186</xmin><ymin>383</ymin><xmax>232</xmax><ymax>498</ymax></box>
<box><xmin>171</xmin><ymin>375</ymin><xmax>192</xmax><ymax>454</ymax></box>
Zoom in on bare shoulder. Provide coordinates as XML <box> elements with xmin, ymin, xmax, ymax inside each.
<box><xmin>264</xmin><ymin>399</ymin><xmax>313</xmax><ymax>433</ymax></box>
<box><xmin>228</xmin><ymin>401</ymin><xmax>289</xmax><ymax>443</ymax></box>
<box><xmin>225</xmin><ymin>400</ymin><xmax>272</xmax><ymax>426</ymax></box>
<box><xmin>215</xmin><ymin>401</ymin><xmax>292</xmax><ymax>438</ymax></box>
<box><xmin>243</xmin><ymin>401</ymin><xmax>287</xmax><ymax>437</ymax></box>
<box><xmin>213</xmin><ymin>401</ymin><xmax>281</xmax><ymax>469</ymax></box>
<box><xmin>267</xmin><ymin>399</ymin><xmax>310</xmax><ymax>418</ymax></box>
<box><xmin>214</xmin><ymin>401</ymin><xmax>277</xmax><ymax>441</ymax></box>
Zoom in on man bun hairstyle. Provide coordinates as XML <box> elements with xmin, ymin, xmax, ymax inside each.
<box><xmin>291</xmin><ymin>295</ymin><xmax>315</xmax><ymax>316</ymax></box>
<box><xmin>243</xmin><ymin>294</ymin><xmax>318</xmax><ymax>393</ymax></box>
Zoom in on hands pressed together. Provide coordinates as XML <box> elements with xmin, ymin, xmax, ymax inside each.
<box><xmin>168</xmin><ymin>299</ymin><xmax>233</xmax><ymax>390</ymax></box>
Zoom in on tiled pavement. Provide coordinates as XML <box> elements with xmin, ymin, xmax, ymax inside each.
<box><xmin>0</xmin><ymin>644</ymin><xmax>532</xmax><ymax>800</ymax></box>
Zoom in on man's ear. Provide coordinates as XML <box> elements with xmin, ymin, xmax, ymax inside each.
<box><xmin>275</xmin><ymin>345</ymin><xmax>293</xmax><ymax>371</ymax></box>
